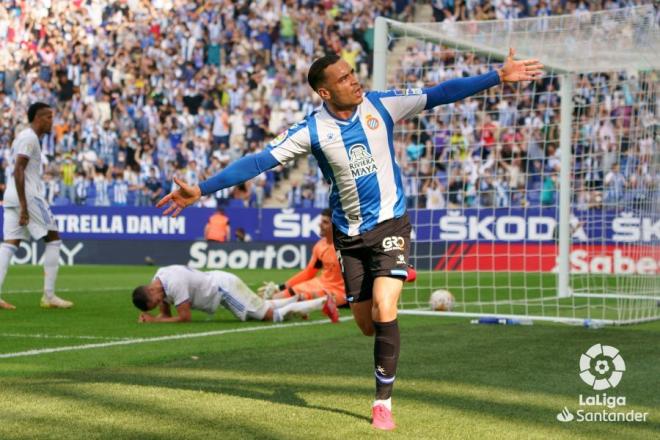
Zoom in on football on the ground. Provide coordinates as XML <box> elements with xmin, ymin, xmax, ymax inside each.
<box><xmin>429</xmin><ymin>289</ymin><xmax>455</xmax><ymax>311</ymax></box>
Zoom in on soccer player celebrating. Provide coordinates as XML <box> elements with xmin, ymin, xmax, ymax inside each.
<box><xmin>157</xmin><ymin>49</ymin><xmax>542</xmax><ymax>429</ymax></box>
<box><xmin>0</xmin><ymin>103</ymin><xmax>73</xmax><ymax>310</ymax></box>
<box><xmin>132</xmin><ymin>265</ymin><xmax>338</xmax><ymax>323</ymax></box>
<box><xmin>259</xmin><ymin>209</ymin><xmax>346</xmax><ymax>311</ymax></box>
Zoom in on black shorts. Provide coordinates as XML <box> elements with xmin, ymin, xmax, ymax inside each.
<box><xmin>333</xmin><ymin>214</ymin><xmax>412</xmax><ymax>304</ymax></box>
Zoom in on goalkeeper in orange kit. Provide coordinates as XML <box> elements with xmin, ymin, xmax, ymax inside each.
<box><xmin>259</xmin><ymin>209</ymin><xmax>345</xmax><ymax>321</ymax></box>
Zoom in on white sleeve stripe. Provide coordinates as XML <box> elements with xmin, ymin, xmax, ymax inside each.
<box><xmin>380</xmin><ymin>94</ymin><xmax>428</xmax><ymax>123</ymax></box>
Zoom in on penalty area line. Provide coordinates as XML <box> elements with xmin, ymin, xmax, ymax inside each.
<box><xmin>0</xmin><ymin>316</ymin><xmax>353</xmax><ymax>359</ymax></box>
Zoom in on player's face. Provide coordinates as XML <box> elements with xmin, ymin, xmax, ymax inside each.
<box><xmin>319</xmin><ymin>215</ymin><xmax>332</xmax><ymax>238</ymax></box>
<box><xmin>317</xmin><ymin>60</ymin><xmax>363</xmax><ymax>110</ymax></box>
<box><xmin>35</xmin><ymin>108</ymin><xmax>54</xmax><ymax>133</ymax></box>
<box><xmin>146</xmin><ymin>285</ymin><xmax>164</xmax><ymax>310</ymax></box>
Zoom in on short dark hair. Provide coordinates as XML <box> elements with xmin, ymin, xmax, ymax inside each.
<box><xmin>27</xmin><ymin>102</ymin><xmax>51</xmax><ymax>123</ymax></box>
<box><xmin>321</xmin><ymin>208</ymin><xmax>332</xmax><ymax>218</ymax></box>
<box><xmin>132</xmin><ymin>285</ymin><xmax>151</xmax><ymax>311</ymax></box>
<box><xmin>307</xmin><ymin>54</ymin><xmax>341</xmax><ymax>91</ymax></box>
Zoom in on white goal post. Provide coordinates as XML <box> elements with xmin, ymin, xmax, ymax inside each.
<box><xmin>373</xmin><ymin>6</ymin><xmax>659</xmax><ymax>326</ymax></box>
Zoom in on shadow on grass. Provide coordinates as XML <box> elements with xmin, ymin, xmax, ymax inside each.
<box><xmin>2</xmin><ymin>318</ymin><xmax>658</xmax><ymax>439</ymax></box>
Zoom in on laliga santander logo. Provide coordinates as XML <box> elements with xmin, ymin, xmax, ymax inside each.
<box><xmin>557</xmin><ymin>344</ymin><xmax>648</xmax><ymax>424</ymax></box>
<box><xmin>579</xmin><ymin>344</ymin><xmax>626</xmax><ymax>390</ymax></box>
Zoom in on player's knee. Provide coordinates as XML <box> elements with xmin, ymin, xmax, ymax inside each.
<box><xmin>372</xmin><ymin>301</ymin><xmax>397</xmax><ymax>320</ymax></box>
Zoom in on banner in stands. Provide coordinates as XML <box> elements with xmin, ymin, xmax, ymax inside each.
<box><xmin>10</xmin><ymin>240</ymin><xmax>657</xmax><ymax>274</ymax></box>
<box><xmin>0</xmin><ymin>206</ymin><xmax>657</xmax><ymax>244</ymax></box>
<box><xmin>11</xmin><ymin>240</ymin><xmax>310</xmax><ymax>269</ymax></box>
<box><xmin>410</xmin><ymin>243</ymin><xmax>659</xmax><ymax>275</ymax></box>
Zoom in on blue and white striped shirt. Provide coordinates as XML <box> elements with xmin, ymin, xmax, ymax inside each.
<box><xmin>268</xmin><ymin>89</ymin><xmax>428</xmax><ymax>236</ymax></box>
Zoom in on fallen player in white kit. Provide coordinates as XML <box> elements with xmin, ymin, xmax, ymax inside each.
<box><xmin>131</xmin><ymin>265</ymin><xmax>339</xmax><ymax>323</ymax></box>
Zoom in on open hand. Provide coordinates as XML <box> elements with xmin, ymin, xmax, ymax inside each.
<box><xmin>19</xmin><ymin>208</ymin><xmax>29</xmax><ymax>226</ymax></box>
<box><xmin>156</xmin><ymin>177</ymin><xmax>202</xmax><ymax>217</ymax></box>
<box><xmin>498</xmin><ymin>48</ymin><xmax>544</xmax><ymax>82</ymax></box>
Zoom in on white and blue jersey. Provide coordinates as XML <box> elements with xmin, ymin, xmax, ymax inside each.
<box><xmin>268</xmin><ymin>89</ymin><xmax>428</xmax><ymax>236</ymax></box>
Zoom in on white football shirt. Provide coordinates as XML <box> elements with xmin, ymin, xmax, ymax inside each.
<box><xmin>154</xmin><ymin>265</ymin><xmax>220</xmax><ymax>314</ymax></box>
<box><xmin>4</xmin><ymin>128</ymin><xmax>45</xmax><ymax>207</ymax></box>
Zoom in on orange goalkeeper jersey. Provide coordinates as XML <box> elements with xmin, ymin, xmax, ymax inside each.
<box><xmin>286</xmin><ymin>238</ymin><xmax>345</xmax><ymax>296</ymax></box>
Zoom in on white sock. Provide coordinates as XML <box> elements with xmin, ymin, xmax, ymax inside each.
<box><xmin>274</xmin><ymin>297</ymin><xmax>326</xmax><ymax>321</ymax></box>
<box><xmin>373</xmin><ymin>398</ymin><xmax>392</xmax><ymax>411</ymax></box>
<box><xmin>266</xmin><ymin>295</ymin><xmax>299</xmax><ymax>309</ymax></box>
<box><xmin>43</xmin><ymin>240</ymin><xmax>61</xmax><ymax>299</ymax></box>
<box><xmin>0</xmin><ymin>243</ymin><xmax>18</xmax><ymax>298</ymax></box>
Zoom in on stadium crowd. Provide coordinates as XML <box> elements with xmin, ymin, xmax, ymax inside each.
<box><xmin>0</xmin><ymin>0</ymin><xmax>656</xmax><ymax>212</ymax></box>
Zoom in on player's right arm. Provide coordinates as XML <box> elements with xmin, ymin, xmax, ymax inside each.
<box><xmin>285</xmin><ymin>253</ymin><xmax>320</xmax><ymax>288</ymax></box>
<box><xmin>157</xmin><ymin>121</ymin><xmax>311</xmax><ymax>217</ymax></box>
<box><xmin>13</xmin><ymin>155</ymin><xmax>30</xmax><ymax>226</ymax></box>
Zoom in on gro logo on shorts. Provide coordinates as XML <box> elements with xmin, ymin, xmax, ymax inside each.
<box><xmin>579</xmin><ymin>344</ymin><xmax>626</xmax><ymax>390</ymax></box>
<box><xmin>382</xmin><ymin>236</ymin><xmax>405</xmax><ymax>252</ymax></box>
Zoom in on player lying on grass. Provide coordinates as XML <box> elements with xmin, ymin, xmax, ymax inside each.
<box><xmin>132</xmin><ymin>265</ymin><xmax>339</xmax><ymax>323</ymax></box>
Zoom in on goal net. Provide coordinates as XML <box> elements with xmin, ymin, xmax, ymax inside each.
<box><xmin>373</xmin><ymin>6</ymin><xmax>659</xmax><ymax>326</ymax></box>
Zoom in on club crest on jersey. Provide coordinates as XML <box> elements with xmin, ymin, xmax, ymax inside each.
<box><xmin>348</xmin><ymin>144</ymin><xmax>377</xmax><ymax>179</ymax></box>
<box><xmin>366</xmin><ymin>115</ymin><xmax>379</xmax><ymax>130</ymax></box>
<box><xmin>270</xmin><ymin>129</ymin><xmax>288</xmax><ymax>147</ymax></box>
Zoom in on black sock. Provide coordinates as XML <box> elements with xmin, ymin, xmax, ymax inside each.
<box><xmin>373</xmin><ymin>319</ymin><xmax>400</xmax><ymax>400</ymax></box>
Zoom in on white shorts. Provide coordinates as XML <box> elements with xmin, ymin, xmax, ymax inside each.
<box><xmin>3</xmin><ymin>197</ymin><xmax>58</xmax><ymax>241</ymax></box>
<box><xmin>211</xmin><ymin>271</ymin><xmax>269</xmax><ymax>321</ymax></box>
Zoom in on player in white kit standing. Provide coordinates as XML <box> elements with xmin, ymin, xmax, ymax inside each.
<box><xmin>0</xmin><ymin>102</ymin><xmax>73</xmax><ymax>310</ymax></box>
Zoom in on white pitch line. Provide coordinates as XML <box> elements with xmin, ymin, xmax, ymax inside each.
<box><xmin>0</xmin><ymin>316</ymin><xmax>353</xmax><ymax>359</ymax></box>
<box><xmin>0</xmin><ymin>333</ymin><xmax>133</xmax><ymax>341</ymax></box>
<box><xmin>2</xmin><ymin>286</ymin><xmax>135</xmax><ymax>295</ymax></box>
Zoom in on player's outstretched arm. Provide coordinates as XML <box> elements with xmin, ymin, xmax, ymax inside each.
<box><xmin>423</xmin><ymin>47</ymin><xmax>543</xmax><ymax>110</ymax></box>
<box><xmin>157</xmin><ymin>149</ymin><xmax>280</xmax><ymax>217</ymax></box>
<box><xmin>156</xmin><ymin>176</ymin><xmax>201</xmax><ymax>217</ymax></box>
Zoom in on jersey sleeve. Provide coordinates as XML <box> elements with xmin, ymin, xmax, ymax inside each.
<box><xmin>267</xmin><ymin>121</ymin><xmax>312</xmax><ymax>166</ymax></box>
<box><xmin>286</xmin><ymin>241</ymin><xmax>321</xmax><ymax>287</ymax></box>
<box><xmin>14</xmin><ymin>134</ymin><xmax>38</xmax><ymax>158</ymax></box>
<box><xmin>369</xmin><ymin>89</ymin><xmax>428</xmax><ymax>124</ymax></box>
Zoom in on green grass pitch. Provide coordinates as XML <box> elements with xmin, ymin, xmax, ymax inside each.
<box><xmin>0</xmin><ymin>265</ymin><xmax>657</xmax><ymax>439</ymax></box>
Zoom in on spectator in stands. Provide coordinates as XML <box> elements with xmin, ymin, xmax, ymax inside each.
<box><xmin>204</xmin><ymin>207</ymin><xmax>231</xmax><ymax>243</ymax></box>
<box><xmin>0</xmin><ymin>0</ymin><xmax>655</xmax><ymax>212</ymax></box>
<box><xmin>144</xmin><ymin>167</ymin><xmax>163</xmax><ymax>205</ymax></box>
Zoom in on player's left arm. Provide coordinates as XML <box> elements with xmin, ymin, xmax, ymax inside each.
<box><xmin>157</xmin><ymin>301</ymin><xmax>172</xmax><ymax>318</ymax></box>
<box><xmin>13</xmin><ymin>155</ymin><xmax>30</xmax><ymax>226</ymax></box>
<box><xmin>424</xmin><ymin>48</ymin><xmax>543</xmax><ymax>110</ymax></box>
<box><xmin>377</xmin><ymin>48</ymin><xmax>543</xmax><ymax>123</ymax></box>
<box><xmin>139</xmin><ymin>301</ymin><xmax>191</xmax><ymax>323</ymax></box>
